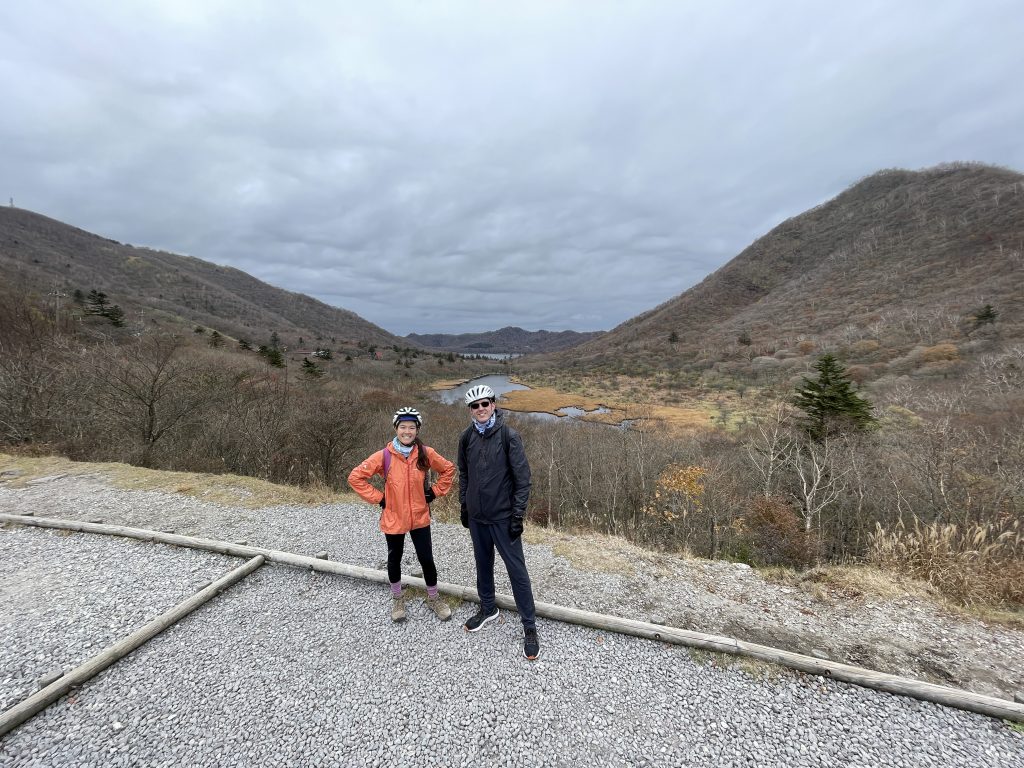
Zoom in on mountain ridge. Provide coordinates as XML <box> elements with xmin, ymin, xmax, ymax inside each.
<box><xmin>407</xmin><ymin>326</ymin><xmax>602</xmax><ymax>354</ymax></box>
<box><xmin>556</xmin><ymin>162</ymin><xmax>1024</xmax><ymax>377</ymax></box>
<box><xmin>0</xmin><ymin>207</ymin><xmax>405</xmax><ymax>350</ymax></box>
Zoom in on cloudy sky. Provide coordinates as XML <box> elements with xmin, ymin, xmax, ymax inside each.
<box><xmin>3</xmin><ymin>1</ymin><xmax>1022</xmax><ymax>335</ymax></box>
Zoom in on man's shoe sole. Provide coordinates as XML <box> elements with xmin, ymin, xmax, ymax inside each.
<box><xmin>464</xmin><ymin>608</ymin><xmax>500</xmax><ymax>632</ymax></box>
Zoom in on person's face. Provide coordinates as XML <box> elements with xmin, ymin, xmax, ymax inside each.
<box><xmin>396</xmin><ymin>421</ymin><xmax>418</xmax><ymax>445</ymax></box>
<box><xmin>468</xmin><ymin>398</ymin><xmax>495</xmax><ymax>424</ymax></box>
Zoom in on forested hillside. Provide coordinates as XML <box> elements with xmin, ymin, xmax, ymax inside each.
<box><xmin>557</xmin><ymin>163</ymin><xmax>1024</xmax><ymax>386</ymax></box>
<box><xmin>0</xmin><ymin>207</ymin><xmax>405</xmax><ymax>350</ymax></box>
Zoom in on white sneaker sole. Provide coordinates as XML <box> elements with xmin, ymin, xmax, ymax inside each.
<box><xmin>464</xmin><ymin>608</ymin><xmax>500</xmax><ymax>632</ymax></box>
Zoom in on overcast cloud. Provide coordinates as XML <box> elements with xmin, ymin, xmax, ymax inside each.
<box><xmin>2</xmin><ymin>1</ymin><xmax>1022</xmax><ymax>335</ymax></box>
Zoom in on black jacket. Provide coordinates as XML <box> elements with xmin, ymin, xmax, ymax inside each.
<box><xmin>458</xmin><ymin>410</ymin><xmax>531</xmax><ymax>524</ymax></box>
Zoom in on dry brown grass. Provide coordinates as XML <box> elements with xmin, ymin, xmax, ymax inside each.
<box><xmin>501</xmin><ymin>377</ymin><xmax>723</xmax><ymax>433</ymax></box>
<box><xmin>0</xmin><ymin>452</ymin><xmax>348</xmax><ymax>509</ymax></box>
<box><xmin>869</xmin><ymin>518</ymin><xmax>1024</xmax><ymax>608</ymax></box>
<box><xmin>795</xmin><ymin>564</ymin><xmax>940</xmax><ymax>602</ymax></box>
<box><xmin>523</xmin><ymin>526</ymin><xmax>643</xmax><ymax>577</ymax></box>
<box><xmin>428</xmin><ymin>378</ymin><xmax>470</xmax><ymax>391</ymax></box>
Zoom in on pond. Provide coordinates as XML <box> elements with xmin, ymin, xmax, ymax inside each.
<box><xmin>436</xmin><ymin>375</ymin><xmax>530</xmax><ymax>405</ymax></box>
<box><xmin>437</xmin><ymin>376</ymin><xmax>628</xmax><ymax>427</ymax></box>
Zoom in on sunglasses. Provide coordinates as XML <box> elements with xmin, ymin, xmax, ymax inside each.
<box><xmin>468</xmin><ymin>400</ymin><xmax>493</xmax><ymax>410</ymax></box>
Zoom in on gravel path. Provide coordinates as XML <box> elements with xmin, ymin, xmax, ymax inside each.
<box><xmin>1</xmin><ymin>475</ymin><xmax>1023</xmax><ymax>766</ymax></box>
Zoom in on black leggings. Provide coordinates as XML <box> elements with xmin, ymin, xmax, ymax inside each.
<box><xmin>385</xmin><ymin>525</ymin><xmax>437</xmax><ymax>587</ymax></box>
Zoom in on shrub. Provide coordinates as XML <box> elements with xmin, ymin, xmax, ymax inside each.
<box><xmin>732</xmin><ymin>496</ymin><xmax>817</xmax><ymax>567</ymax></box>
<box><xmin>851</xmin><ymin>339</ymin><xmax>880</xmax><ymax>356</ymax></box>
<box><xmin>918</xmin><ymin>343</ymin><xmax>959</xmax><ymax>363</ymax></box>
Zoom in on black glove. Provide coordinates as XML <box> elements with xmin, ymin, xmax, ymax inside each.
<box><xmin>509</xmin><ymin>516</ymin><xmax>524</xmax><ymax>541</ymax></box>
<box><xmin>378</xmin><ymin>495</ymin><xmax>386</xmax><ymax>509</ymax></box>
<box><xmin>460</xmin><ymin>504</ymin><xmax>469</xmax><ymax>528</ymax></box>
<box><xmin>425</xmin><ymin>488</ymin><xmax>436</xmax><ymax>504</ymax></box>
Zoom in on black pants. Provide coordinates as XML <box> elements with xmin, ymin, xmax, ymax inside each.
<box><xmin>385</xmin><ymin>525</ymin><xmax>437</xmax><ymax>586</ymax></box>
<box><xmin>469</xmin><ymin>518</ymin><xmax>536</xmax><ymax>630</ymax></box>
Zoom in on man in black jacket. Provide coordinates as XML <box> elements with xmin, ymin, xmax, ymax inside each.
<box><xmin>458</xmin><ymin>384</ymin><xmax>540</xmax><ymax>660</ymax></box>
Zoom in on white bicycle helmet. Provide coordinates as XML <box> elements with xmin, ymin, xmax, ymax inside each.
<box><xmin>464</xmin><ymin>384</ymin><xmax>496</xmax><ymax>406</ymax></box>
<box><xmin>392</xmin><ymin>407</ymin><xmax>422</xmax><ymax>427</ymax></box>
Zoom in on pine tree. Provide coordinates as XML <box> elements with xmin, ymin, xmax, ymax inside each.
<box><xmin>106</xmin><ymin>305</ymin><xmax>125</xmax><ymax>327</ymax></box>
<box><xmin>85</xmin><ymin>290</ymin><xmax>109</xmax><ymax>316</ymax></box>
<box><xmin>208</xmin><ymin>330</ymin><xmax>224</xmax><ymax>348</ymax></box>
<box><xmin>973</xmin><ymin>304</ymin><xmax>998</xmax><ymax>329</ymax></box>
<box><xmin>792</xmin><ymin>354</ymin><xmax>876</xmax><ymax>440</ymax></box>
<box><xmin>301</xmin><ymin>357</ymin><xmax>322</xmax><ymax>379</ymax></box>
<box><xmin>238</xmin><ymin>338</ymin><xmax>253</xmax><ymax>351</ymax></box>
<box><xmin>264</xmin><ymin>348</ymin><xmax>285</xmax><ymax>368</ymax></box>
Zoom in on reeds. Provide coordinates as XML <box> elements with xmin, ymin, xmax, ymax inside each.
<box><xmin>869</xmin><ymin>518</ymin><xmax>1024</xmax><ymax>606</ymax></box>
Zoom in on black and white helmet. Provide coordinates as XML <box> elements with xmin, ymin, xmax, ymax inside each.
<box><xmin>464</xmin><ymin>384</ymin><xmax>495</xmax><ymax>406</ymax></box>
<box><xmin>392</xmin><ymin>407</ymin><xmax>422</xmax><ymax>428</ymax></box>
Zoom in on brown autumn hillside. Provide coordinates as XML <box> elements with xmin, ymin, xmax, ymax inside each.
<box><xmin>553</xmin><ymin>163</ymin><xmax>1024</xmax><ymax>382</ymax></box>
<box><xmin>0</xmin><ymin>207</ymin><xmax>405</xmax><ymax>350</ymax></box>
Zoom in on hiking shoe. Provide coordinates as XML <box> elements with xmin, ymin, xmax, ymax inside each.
<box><xmin>523</xmin><ymin>628</ymin><xmax>540</xmax><ymax>660</ymax></box>
<box><xmin>427</xmin><ymin>596</ymin><xmax>452</xmax><ymax>621</ymax></box>
<box><xmin>391</xmin><ymin>594</ymin><xmax>406</xmax><ymax>623</ymax></box>
<box><xmin>464</xmin><ymin>606</ymin><xmax>499</xmax><ymax>632</ymax></box>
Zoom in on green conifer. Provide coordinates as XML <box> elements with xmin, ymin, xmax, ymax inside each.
<box><xmin>792</xmin><ymin>354</ymin><xmax>876</xmax><ymax>440</ymax></box>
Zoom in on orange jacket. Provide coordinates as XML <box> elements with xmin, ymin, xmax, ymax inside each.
<box><xmin>348</xmin><ymin>443</ymin><xmax>455</xmax><ymax>534</ymax></box>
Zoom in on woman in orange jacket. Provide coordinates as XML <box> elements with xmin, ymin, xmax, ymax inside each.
<box><xmin>348</xmin><ymin>407</ymin><xmax>456</xmax><ymax>622</ymax></box>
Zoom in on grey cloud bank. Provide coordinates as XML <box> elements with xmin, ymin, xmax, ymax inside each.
<box><xmin>3</xmin><ymin>1</ymin><xmax>1022</xmax><ymax>335</ymax></box>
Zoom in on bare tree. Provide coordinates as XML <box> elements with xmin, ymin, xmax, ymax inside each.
<box><xmin>791</xmin><ymin>434</ymin><xmax>847</xmax><ymax>536</ymax></box>
<box><xmin>290</xmin><ymin>392</ymin><xmax>374</xmax><ymax>487</ymax></box>
<box><xmin>89</xmin><ymin>335</ymin><xmax>215</xmax><ymax>466</ymax></box>
<box><xmin>745</xmin><ymin>403</ymin><xmax>793</xmax><ymax>498</ymax></box>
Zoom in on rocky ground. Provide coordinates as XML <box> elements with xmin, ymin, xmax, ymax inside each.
<box><xmin>1</xmin><ymin>462</ymin><xmax>1022</xmax><ymax>766</ymax></box>
<box><xmin>1</xmin><ymin>462</ymin><xmax>1021</xmax><ymax>704</ymax></box>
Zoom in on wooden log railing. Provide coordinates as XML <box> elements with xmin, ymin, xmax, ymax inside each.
<box><xmin>2</xmin><ymin>512</ymin><xmax>1023</xmax><ymax>724</ymax></box>
<box><xmin>0</xmin><ymin>553</ymin><xmax>265</xmax><ymax>738</ymax></box>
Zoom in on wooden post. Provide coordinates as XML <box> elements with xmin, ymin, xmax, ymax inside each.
<box><xmin>2</xmin><ymin>513</ymin><xmax>1023</xmax><ymax>724</ymax></box>
<box><xmin>0</xmin><ymin>554</ymin><xmax>265</xmax><ymax>738</ymax></box>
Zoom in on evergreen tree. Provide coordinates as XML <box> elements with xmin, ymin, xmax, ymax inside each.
<box><xmin>73</xmin><ymin>289</ymin><xmax>85</xmax><ymax>305</ymax></box>
<box><xmin>264</xmin><ymin>348</ymin><xmax>285</xmax><ymax>368</ymax></box>
<box><xmin>208</xmin><ymin>330</ymin><xmax>224</xmax><ymax>348</ymax></box>
<box><xmin>269</xmin><ymin>331</ymin><xmax>281</xmax><ymax>350</ymax></box>
<box><xmin>973</xmin><ymin>304</ymin><xmax>998</xmax><ymax>329</ymax></box>
<box><xmin>238</xmin><ymin>338</ymin><xmax>253</xmax><ymax>351</ymax></box>
<box><xmin>301</xmin><ymin>357</ymin><xmax>322</xmax><ymax>379</ymax></box>
<box><xmin>85</xmin><ymin>290</ymin><xmax>109</xmax><ymax>315</ymax></box>
<box><xmin>668</xmin><ymin>331</ymin><xmax>679</xmax><ymax>344</ymax></box>
<box><xmin>106</xmin><ymin>305</ymin><xmax>125</xmax><ymax>327</ymax></box>
<box><xmin>792</xmin><ymin>354</ymin><xmax>876</xmax><ymax>440</ymax></box>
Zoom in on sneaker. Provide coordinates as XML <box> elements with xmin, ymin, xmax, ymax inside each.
<box><xmin>463</xmin><ymin>606</ymin><xmax>499</xmax><ymax>632</ymax></box>
<box><xmin>391</xmin><ymin>594</ymin><xmax>406</xmax><ymax>623</ymax></box>
<box><xmin>427</xmin><ymin>596</ymin><xmax>452</xmax><ymax>621</ymax></box>
<box><xmin>523</xmin><ymin>628</ymin><xmax>540</xmax><ymax>660</ymax></box>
